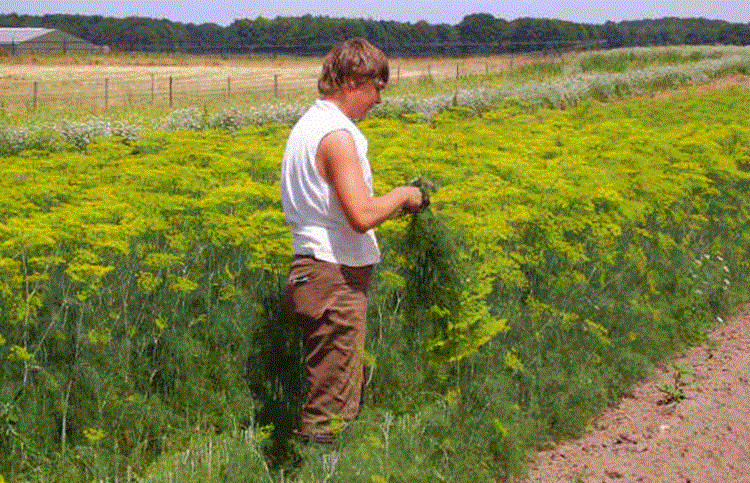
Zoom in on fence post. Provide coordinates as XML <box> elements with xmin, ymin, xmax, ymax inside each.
<box><xmin>32</xmin><ymin>81</ymin><xmax>38</xmax><ymax>110</ymax></box>
<box><xmin>427</xmin><ymin>65</ymin><xmax>432</xmax><ymax>80</ymax></box>
<box><xmin>456</xmin><ymin>63</ymin><xmax>459</xmax><ymax>79</ymax></box>
<box><xmin>169</xmin><ymin>76</ymin><xmax>173</xmax><ymax>107</ymax></box>
<box><xmin>274</xmin><ymin>74</ymin><xmax>279</xmax><ymax>98</ymax></box>
<box><xmin>397</xmin><ymin>65</ymin><xmax>400</xmax><ymax>83</ymax></box>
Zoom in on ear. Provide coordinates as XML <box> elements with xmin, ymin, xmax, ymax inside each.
<box><xmin>345</xmin><ymin>77</ymin><xmax>358</xmax><ymax>90</ymax></box>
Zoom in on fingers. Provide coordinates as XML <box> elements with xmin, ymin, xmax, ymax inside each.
<box><xmin>402</xmin><ymin>186</ymin><xmax>428</xmax><ymax>214</ymax></box>
<box><xmin>421</xmin><ymin>192</ymin><xmax>431</xmax><ymax>209</ymax></box>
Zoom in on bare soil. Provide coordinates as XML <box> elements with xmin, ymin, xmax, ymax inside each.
<box><xmin>521</xmin><ymin>305</ymin><xmax>750</xmax><ymax>483</ymax></box>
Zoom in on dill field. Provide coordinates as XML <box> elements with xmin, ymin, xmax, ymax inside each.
<box><xmin>1</xmin><ymin>46</ymin><xmax>750</xmax><ymax>482</ymax></box>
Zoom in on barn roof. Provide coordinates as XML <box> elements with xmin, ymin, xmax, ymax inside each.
<box><xmin>0</xmin><ymin>28</ymin><xmax>56</xmax><ymax>43</ymax></box>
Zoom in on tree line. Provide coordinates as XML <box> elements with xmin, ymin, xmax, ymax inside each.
<box><xmin>1</xmin><ymin>12</ymin><xmax>750</xmax><ymax>55</ymax></box>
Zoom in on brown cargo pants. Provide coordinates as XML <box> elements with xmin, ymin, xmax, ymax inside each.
<box><xmin>286</xmin><ymin>255</ymin><xmax>372</xmax><ymax>441</ymax></box>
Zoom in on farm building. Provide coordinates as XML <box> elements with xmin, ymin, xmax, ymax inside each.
<box><xmin>0</xmin><ymin>27</ymin><xmax>100</xmax><ymax>54</ymax></box>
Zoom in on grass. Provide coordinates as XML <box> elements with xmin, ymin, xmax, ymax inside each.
<box><xmin>578</xmin><ymin>47</ymin><xmax>724</xmax><ymax>73</ymax></box>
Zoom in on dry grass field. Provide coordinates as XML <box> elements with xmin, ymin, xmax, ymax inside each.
<box><xmin>0</xmin><ymin>51</ymin><xmax>560</xmax><ymax>114</ymax></box>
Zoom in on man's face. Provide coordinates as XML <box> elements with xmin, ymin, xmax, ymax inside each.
<box><xmin>349</xmin><ymin>78</ymin><xmax>385</xmax><ymax>119</ymax></box>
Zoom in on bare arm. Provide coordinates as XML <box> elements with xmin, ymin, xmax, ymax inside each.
<box><xmin>317</xmin><ymin>129</ymin><xmax>425</xmax><ymax>234</ymax></box>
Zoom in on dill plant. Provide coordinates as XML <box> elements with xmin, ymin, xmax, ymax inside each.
<box><xmin>399</xmin><ymin>178</ymin><xmax>463</xmax><ymax>353</ymax></box>
<box><xmin>397</xmin><ymin>177</ymin><xmax>507</xmax><ymax>363</ymax></box>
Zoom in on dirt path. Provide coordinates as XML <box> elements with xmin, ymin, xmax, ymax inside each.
<box><xmin>521</xmin><ymin>305</ymin><xmax>750</xmax><ymax>483</ymax></box>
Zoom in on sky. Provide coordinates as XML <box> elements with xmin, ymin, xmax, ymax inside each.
<box><xmin>2</xmin><ymin>1</ymin><xmax>748</xmax><ymax>27</ymax></box>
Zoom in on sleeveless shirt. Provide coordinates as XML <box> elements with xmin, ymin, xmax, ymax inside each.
<box><xmin>280</xmin><ymin>99</ymin><xmax>380</xmax><ymax>267</ymax></box>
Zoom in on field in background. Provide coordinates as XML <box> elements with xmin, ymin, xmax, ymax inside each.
<box><xmin>0</xmin><ymin>51</ymin><xmax>562</xmax><ymax>114</ymax></box>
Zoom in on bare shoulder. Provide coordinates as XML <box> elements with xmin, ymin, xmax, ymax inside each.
<box><xmin>319</xmin><ymin>129</ymin><xmax>355</xmax><ymax>153</ymax></box>
<box><xmin>317</xmin><ymin>129</ymin><xmax>359</xmax><ymax>182</ymax></box>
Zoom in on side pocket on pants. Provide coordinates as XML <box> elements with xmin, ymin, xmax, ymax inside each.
<box><xmin>286</xmin><ymin>257</ymin><xmax>333</xmax><ymax>322</ymax></box>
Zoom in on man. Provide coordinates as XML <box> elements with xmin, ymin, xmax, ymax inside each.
<box><xmin>280</xmin><ymin>38</ymin><xmax>426</xmax><ymax>443</ymax></box>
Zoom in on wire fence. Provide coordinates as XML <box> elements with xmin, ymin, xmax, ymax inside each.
<box><xmin>0</xmin><ymin>50</ymin><xmax>568</xmax><ymax>113</ymax></box>
<box><xmin>3</xmin><ymin>68</ymin><xmax>321</xmax><ymax>112</ymax></box>
<box><xmin>0</xmin><ymin>39</ymin><xmax>107</xmax><ymax>54</ymax></box>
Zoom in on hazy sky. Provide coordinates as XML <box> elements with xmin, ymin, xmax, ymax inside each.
<box><xmin>2</xmin><ymin>1</ymin><xmax>748</xmax><ymax>26</ymax></box>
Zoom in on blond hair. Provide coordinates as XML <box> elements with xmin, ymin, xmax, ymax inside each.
<box><xmin>318</xmin><ymin>38</ymin><xmax>389</xmax><ymax>95</ymax></box>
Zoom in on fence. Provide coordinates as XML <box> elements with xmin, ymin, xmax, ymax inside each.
<box><xmin>0</xmin><ymin>39</ymin><xmax>103</xmax><ymax>54</ymax></box>
<box><xmin>8</xmin><ymin>71</ymin><xmax>305</xmax><ymax>112</ymax></box>
<box><xmin>3</xmin><ymin>69</ymin><xmax>318</xmax><ymax>113</ymax></box>
<box><xmin>0</xmin><ymin>51</ymin><xmax>566</xmax><ymax>113</ymax></box>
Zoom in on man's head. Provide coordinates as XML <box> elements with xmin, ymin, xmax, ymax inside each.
<box><xmin>318</xmin><ymin>38</ymin><xmax>389</xmax><ymax>96</ymax></box>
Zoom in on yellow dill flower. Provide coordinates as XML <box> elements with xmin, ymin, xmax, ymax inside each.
<box><xmin>7</xmin><ymin>345</ymin><xmax>34</xmax><ymax>361</ymax></box>
<box><xmin>83</xmin><ymin>428</ymin><xmax>105</xmax><ymax>443</ymax></box>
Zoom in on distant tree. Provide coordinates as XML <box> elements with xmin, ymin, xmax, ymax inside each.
<box><xmin>659</xmin><ymin>18</ymin><xmax>688</xmax><ymax>44</ymax></box>
<box><xmin>0</xmin><ymin>13</ymin><xmax>22</xmax><ymax>27</ymax></box>
<box><xmin>684</xmin><ymin>19</ymin><xmax>719</xmax><ymax>44</ymax></box>
<box><xmin>228</xmin><ymin>17</ymin><xmax>271</xmax><ymax>46</ymax></box>
<box><xmin>293</xmin><ymin>14</ymin><xmax>319</xmax><ymax>45</ymax></box>
<box><xmin>363</xmin><ymin>20</ymin><xmax>388</xmax><ymax>46</ymax></box>
<box><xmin>412</xmin><ymin>20</ymin><xmax>437</xmax><ymax>43</ymax></box>
<box><xmin>505</xmin><ymin>18</ymin><xmax>554</xmax><ymax>50</ymax></box>
<box><xmin>435</xmin><ymin>23</ymin><xmax>459</xmax><ymax>43</ymax></box>
<box><xmin>458</xmin><ymin>13</ymin><xmax>504</xmax><ymax>43</ymax></box>
<box><xmin>184</xmin><ymin>22</ymin><xmax>229</xmax><ymax>52</ymax></box>
<box><xmin>602</xmin><ymin>20</ymin><xmax>625</xmax><ymax>48</ymax></box>
<box><xmin>0</xmin><ymin>12</ymin><xmax>748</xmax><ymax>55</ymax></box>
<box><xmin>718</xmin><ymin>23</ymin><xmax>750</xmax><ymax>44</ymax></box>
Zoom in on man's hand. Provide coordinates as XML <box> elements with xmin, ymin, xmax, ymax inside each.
<box><xmin>400</xmin><ymin>186</ymin><xmax>427</xmax><ymax>214</ymax></box>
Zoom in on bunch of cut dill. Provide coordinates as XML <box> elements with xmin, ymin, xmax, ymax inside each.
<box><xmin>399</xmin><ymin>177</ymin><xmax>469</xmax><ymax>354</ymax></box>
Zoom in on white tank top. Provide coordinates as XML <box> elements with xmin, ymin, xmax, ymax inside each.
<box><xmin>280</xmin><ymin>99</ymin><xmax>380</xmax><ymax>267</ymax></box>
